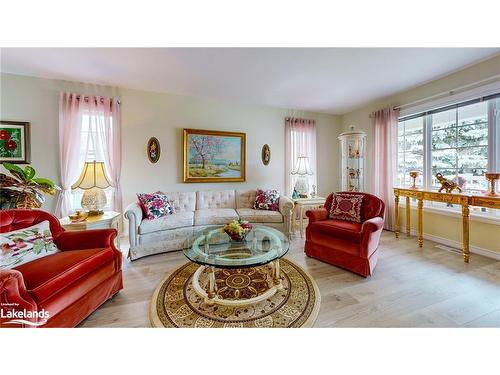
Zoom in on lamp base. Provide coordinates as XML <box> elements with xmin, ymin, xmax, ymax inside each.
<box><xmin>294</xmin><ymin>176</ymin><xmax>310</xmax><ymax>196</ymax></box>
<box><xmin>81</xmin><ymin>187</ymin><xmax>107</xmax><ymax>214</ymax></box>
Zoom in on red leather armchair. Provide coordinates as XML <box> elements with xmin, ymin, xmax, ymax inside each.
<box><xmin>0</xmin><ymin>209</ymin><xmax>123</xmax><ymax>328</ymax></box>
<box><xmin>305</xmin><ymin>192</ymin><xmax>385</xmax><ymax>277</ymax></box>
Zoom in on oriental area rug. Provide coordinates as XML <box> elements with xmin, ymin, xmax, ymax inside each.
<box><xmin>150</xmin><ymin>258</ymin><xmax>320</xmax><ymax>328</ymax></box>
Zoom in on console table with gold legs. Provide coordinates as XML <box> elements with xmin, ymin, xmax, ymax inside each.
<box><xmin>393</xmin><ymin>187</ymin><xmax>500</xmax><ymax>263</ymax></box>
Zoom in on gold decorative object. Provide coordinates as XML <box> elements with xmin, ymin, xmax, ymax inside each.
<box><xmin>485</xmin><ymin>172</ymin><xmax>500</xmax><ymax>197</ymax></box>
<box><xmin>71</xmin><ymin>160</ymin><xmax>111</xmax><ymax>215</ymax></box>
<box><xmin>409</xmin><ymin>171</ymin><xmax>419</xmax><ymax>189</ymax></box>
<box><xmin>68</xmin><ymin>210</ymin><xmax>89</xmax><ymax>223</ymax></box>
<box><xmin>435</xmin><ymin>173</ymin><xmax>462</xmax><ymax>193</ymax></box>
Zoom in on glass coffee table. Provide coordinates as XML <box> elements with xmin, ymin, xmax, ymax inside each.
<box><xmin>183</xmin><ymin>225</ymin><xmax>289</xmax><ymax>306</ymax></box>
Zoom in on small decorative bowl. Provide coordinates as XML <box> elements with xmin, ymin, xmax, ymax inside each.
<box><xmin>69</xmin><ymin>211</ymin><xmax>89</xmax><ymax>222</ymax></box>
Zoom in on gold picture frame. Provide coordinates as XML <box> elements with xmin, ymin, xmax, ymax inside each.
<box><xmin>183</xmin><ymin>128</ymin><xmax>246</xmax><ymax>183</ymax></box>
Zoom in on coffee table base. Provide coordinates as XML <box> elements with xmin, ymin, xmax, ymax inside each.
<box><xmin>191</xmin><ymin>261</ymin><xmax>283</xmax><ymax>306</ymax></box>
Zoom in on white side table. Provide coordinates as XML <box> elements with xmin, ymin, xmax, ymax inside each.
<box><xmin>293</xmin><ymin>197</ymin><xmax>326</xmax><ymax>238</ymax></box>
<box><xmin>60</xmin><ymin>211</ymin><xmax>121</xmax><ymax>233</ymax></box>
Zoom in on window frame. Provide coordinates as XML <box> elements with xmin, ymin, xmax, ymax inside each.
<box><xmin>397</xmin><ymin>93</ymin><xmax>500</xmax><ymax>219</ymax></box>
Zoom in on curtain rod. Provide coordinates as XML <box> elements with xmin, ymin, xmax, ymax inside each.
<box><xmin>69</xmin><ymin>94</ymin><xmax>121</xmax><ymax>105</ymax></box>
<box><xmin>393</xmin><ymin>74</ymin><xmax>500</xmax><ymax>111</ymax></box>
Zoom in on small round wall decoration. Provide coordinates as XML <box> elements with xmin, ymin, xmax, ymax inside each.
<box><xmin>261</xmin><ymin>144</ymin><xmax>271</xmax><ymax>165</ymax></box>
<box><xmin>147</xmin><ymin>137</ymin><xmax>161</xmax><ymax>163</ymax></box>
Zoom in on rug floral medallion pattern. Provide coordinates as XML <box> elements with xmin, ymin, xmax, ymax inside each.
<box><xmin>150</xmin><ymin>258</ymin><xmax>320</xmax><ymax>328</ymax></box>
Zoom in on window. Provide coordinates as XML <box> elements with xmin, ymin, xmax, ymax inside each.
<box><xmin>397</xmin><ymin>93</ymin><xmax>500</xmax><ymax>214</ymax></box>
<box><xmin>71</xmin><ymin>114</ymin><xmax>114</xmax><ymax>210</ymax></box>
<box><xmin>397</xmin><ymin>117</ymin><xmax>424</xmax><ymax>187</ymax></box>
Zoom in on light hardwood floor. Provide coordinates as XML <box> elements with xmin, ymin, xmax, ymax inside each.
<box><xmin>79</xmin><ymin>231</ymin><xmax>500</xmax><ymax>327</ymax></box>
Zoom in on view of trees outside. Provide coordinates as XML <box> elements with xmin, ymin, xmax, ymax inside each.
<box><xmin>398</xmin><ymin>117</ymin><xmax>424</xmax><ymax>187</ymax></box>
<box><xmin>431</xmin><ymin>101</ymin><xmax>488</xmax><ymax>192</ymax></box>
<box><xmin>397</xmin><ymin>101</ymin><xmax>489</xmax><ymax>193</ymax></box>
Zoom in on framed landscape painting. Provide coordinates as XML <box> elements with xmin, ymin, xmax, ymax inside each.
<box><xmin>0</xmin><ymin>121</ymin><xmax>31</xmax><ymax>164</ymax></box>
<box><xmin>183</xmin><ymin>128</ymin><xmax>246</xmax><ymax>183</ymax></box>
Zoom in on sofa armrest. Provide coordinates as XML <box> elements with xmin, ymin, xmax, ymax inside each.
<box><xmin>56</xmin><ymin>229</ymin><xmax>117</xmax><ymax>251</ymax></box>
<box><xmin>55</xmin><ymin>229</ymin><xmax>121</xmax><ymax>271</ymax></box>
<box><xmin>361</xmin><ymin>217</ymin><xmax>385</xmax><ymax>234</ymax></box>
<box><xmin>279</xmin><ymin>195</ymin><xmax>294</xmax><ymax>217</ymax></box>
<box><xmin>0</xmin><ymin>269</ymin><xmax>38</xmax><ymax>327</ymax></box>
<box><xmin>306</xmin><ymin>208</ymin><xmax>329</xmax><ymax>223</ymax></box>
<box><xmin>124</xmin><ymin>202</ymin><xmax>143</xmax><ymax>247</ymax></box>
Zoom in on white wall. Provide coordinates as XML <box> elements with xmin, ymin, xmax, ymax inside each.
<box><xmin>0</xmin><ymin>73</ymin><xmax>341</xmax><ymax>214</ymax></box>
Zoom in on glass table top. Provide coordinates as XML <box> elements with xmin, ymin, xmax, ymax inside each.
<box><xmin>183</xmin><ymin>225</ymin><xmax>289</xmax><ymax>269</ymax></box>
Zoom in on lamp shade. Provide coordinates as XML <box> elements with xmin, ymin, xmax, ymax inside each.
<box><xmin>71</xmin><ymin>161</ymin><xmax>111</xmax><ymax>190</ymax></box>
<box><xmin>291</xmin><ymin>156</ymin><xmax>314</xmax><ymax>176</ymax></box>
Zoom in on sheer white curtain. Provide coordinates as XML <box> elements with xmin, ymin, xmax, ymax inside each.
<box><xmin>285</xmin><ymin>118</ymin><xmax>317</xmax><ymax>196</ymax></box>
<box><xmin>371</xmin><ymin>107</ymin><xmax>400</xmax><ymax>231</ymax></box>
<box><xmin>88</xmin><ymin>97</ymin><xmax>123</xmax><ymax>213</ymax></box>
<box><xmin>55</xmin><ymin>93</ymin><xmax>86</xmax><ymax>218</ymax></box>
<box><xmin>56</xmin><ymin>93</ymin><xmax>122</xmax><ymax>217</ymax></box>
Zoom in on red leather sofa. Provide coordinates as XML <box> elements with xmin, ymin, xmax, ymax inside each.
<box><xmin>305</xmin><ymin>192</ymin><xmax>385</xmax><ymax>277</ymax></box>
<box><xmin>0</xmin><ymin>209</ymin><xmax>122</xmax><ymax>328</ymax></box>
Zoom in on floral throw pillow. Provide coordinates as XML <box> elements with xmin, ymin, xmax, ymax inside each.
<box><xmin>253</xmin><ymin>189</ymin><xmax>280</xmax><ymax>211</ymax></box>
<box><xmin>329</xmin><ymin>193</ymin><xmax>363</xmax><ymax>223</ymax></box>
<box><xmin>0</xmin><ymin>220</ymin><xmax>60</xmax><ymax>269</ymax></box>
<box><xmin>137</xmin><ymin>191</ymin><xmax>174</xmax><ymax>220</ymax></box>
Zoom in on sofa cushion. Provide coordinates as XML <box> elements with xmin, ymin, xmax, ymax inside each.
<box><xmin>137</xmin><ymin>192</ymin><xmax>174</xmax><ymax>220</ymax></box>
<box><xmin>139</xmin><ymin>211</ymin><xmax>194</xmax><ymax>234</ymax></box>
<box><xmin>236</xmin><ymin>208</ymin><xmax>283</xmax><ymax>223</ymax></box>
<box><xmin>13</xmin><ymin>247</ymin><xmax>115</xmax><ymax>304</ymax></box>
<box><xmin>236</xmin><ymin>190</ymin><xmax>257</xmax><ymax>209</ymax></box>
<box><xmin>311</xmin><ymin>220</ymin><xmax>362</xmax><ymax>243</ymax></box>
<box><xmin>254</xmin><ymin>189</ymin><xmax>280</xmax><ymax>211</ymax></box>
<box><xmin>194</xmin><ymin>208</ymin><xmax>239</xmax><ymax>225</ymax></box>
<box><xmin>196</xmin><ymin>190</ymin><xmax>236</xmax><ymax>209</ymax></box>
<box><xmin>1</xmin><ymin>220</ymin><xmax>60</xmax><ymax>269</ymax></box>
<box><xmin>164</xmin><ymin>191</ymin><xmax>196</xmax><ymax>213</ymax></box>
<box><xmin>329</xmin><ymin>193</ymin><xmax>363</xmax><ymax>223</ymax></box>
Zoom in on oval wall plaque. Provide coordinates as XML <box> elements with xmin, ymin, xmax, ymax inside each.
<box><xmin>147</xmin><ymin>137</ymin><xmax>161</xmax><ymax>163</ymax></box>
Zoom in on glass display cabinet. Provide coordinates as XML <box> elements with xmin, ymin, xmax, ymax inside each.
<box><xmin>339</xmin><ymin>125</ymin><xmax>366</xmax><ymax>192</ymax></box>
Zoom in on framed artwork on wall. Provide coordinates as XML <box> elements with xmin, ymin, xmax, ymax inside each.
<box><xmin>261</xmin><ymin>144</ymin><xmax>271</xmax><ymax>165</ymax></box>
<box><xmin>183</xmin><ymin>128</ymin><xmax>246</xmax><ymax>183</ymax></box>
<box><xmin>0</xmin><ymin>121</ymin><xmax>31</xmax><ymax>164</ymax></box>
<box><xmin>147</xmin><ymin>137</ymin><xmax>161</xmax><ymax>163</ymax></box>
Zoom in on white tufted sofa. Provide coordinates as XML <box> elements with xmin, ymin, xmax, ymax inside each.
<box><xmin>124</xmin><ymin>189</ymin><xmax>294</xmax><ymax>260</ymax></box>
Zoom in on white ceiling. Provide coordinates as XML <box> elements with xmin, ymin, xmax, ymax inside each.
<box><xmin>1</xmin><ymin>48</ymin><xmax>498</xmax><ymax>114</ymax></box>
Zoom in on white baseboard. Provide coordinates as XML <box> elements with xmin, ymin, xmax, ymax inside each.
<box><xmin>401</xmin><ymin>228</ymin><xmax>500</xmax><ymax>261</ymax></box>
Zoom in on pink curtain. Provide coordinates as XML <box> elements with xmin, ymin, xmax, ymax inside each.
<box><xmin>285</xmin><ymin>118</ymin><xmax>317</xmax><ymax>196</ymax></box>
<box><xmin>371</xmin><ymin>107</ymin><xmax>400</xmax><ymax>231</ymax></box>
<box><xmin>88</xmin><ymin>97</ymin><xmax>123</xmax><ymax>213</ymax></box>
<box><xmin>56</xmin><ymin>93</ymin><xmax>122</xmax><ymax>218</ymax></box>
<box><xmin>55</xmin><ymin>93</ymin><xmax>86</xmax><ymax>218</ymax></box>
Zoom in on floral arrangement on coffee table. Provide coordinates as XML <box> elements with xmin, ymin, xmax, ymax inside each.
<box><xmin>222</xmin><ymin>219</ymin><xmax>252</xmax><ymax>241</ymax></box>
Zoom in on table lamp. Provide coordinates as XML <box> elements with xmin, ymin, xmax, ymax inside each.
<box><xmin>71</xmin><ymin>161</ymin><xmax>111</xmax><ymax>216</ymax></box>
<box><xmin>291</xmin><ymin>156</ymin><xmax>314</xmax><ymax>197</ymax></box>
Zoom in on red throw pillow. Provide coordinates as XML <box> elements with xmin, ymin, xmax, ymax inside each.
<box><xmin>137</xmin><ymin>191</ymin><xmax>174</xmax><ymax>220</ymax></box>
<box><xmin>329</xmin><ymin>193</ymin><xmax>363</xmax><ymax>223</ymax></box>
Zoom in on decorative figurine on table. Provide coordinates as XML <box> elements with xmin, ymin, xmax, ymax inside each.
<box><xmin>435</xmin><ymin>173</ymin><xmax>462</xmax><ymax>193</ymax></box>
<box><xmin>485</xmin><ymin>172</ymin><xmax>500</xmax><ymax>197</ymax></box>
<box><xmin>311</xmin><ymin>184</ymin><xmax>317</xmax><ymax>198</ymax></box>
<box><xmin>292</xmin><ymin>189</ymin><xmax>299</xmax><ymax>199</ymax></box>
<box><xmin>409</xmin><ymin>171</ymin><xmax>419</xmax><ymax>189</ymax></box>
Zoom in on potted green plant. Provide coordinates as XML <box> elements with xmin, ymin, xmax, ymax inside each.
<box><xmin>0</xmin><ymin>162</ymin><xmax>60</xmax><ymax>209</ymax></box>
